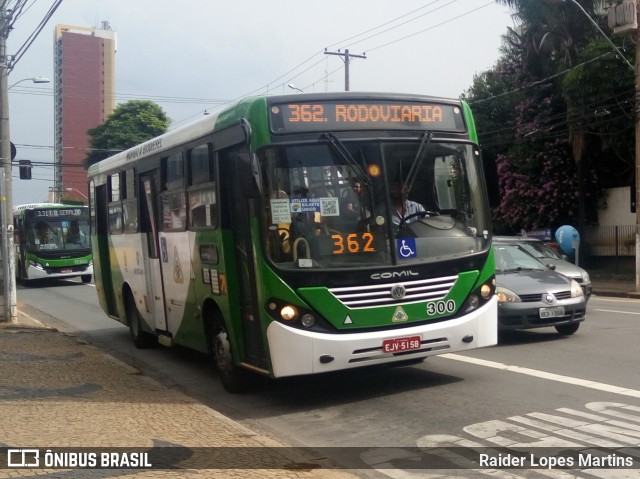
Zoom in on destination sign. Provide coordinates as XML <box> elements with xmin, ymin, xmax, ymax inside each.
<box><xmin>269</xmin><ymin>100</ymin><xmax>466</xmax><ymax>133</ymax></box>
<box><xmin>27</xmin><ymin>208</ymin><xmax>85</xmax><ymax>218</ymax></box>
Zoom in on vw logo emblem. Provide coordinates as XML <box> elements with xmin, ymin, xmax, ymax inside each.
<box><xmin>544</xmin><ymin>293</ymin><xmax>555</xmax><ymax>304</ymax></box>
<box><xmin>391</xmin><ymin>284</ymin><xmax>406</xmax><ymax>300</ymax></box>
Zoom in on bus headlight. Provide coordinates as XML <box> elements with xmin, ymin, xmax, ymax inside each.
<box><xmin>480</xmin><ymin>283</ymin><xmax>492</xmax><ymax>298</ymax></box>
<box><xmin>461</xmin><ymin>277</ymin><xmax>496</xmax><ymax>314</ymax></box>
<box><xmin>266</xmin><ymin>298</ymin><xmax>334</xmax><ymax>332</ymax></box>
<box><xmin>280</xmin><ymin>305</ymin><xmax>298</xmax><ymax>321</ymax></box>
<box><xmin>28</xmin><ymin>260</ymin><xmax>44</xmax><ymax>270</ymax></box>
<box><xmin>300</xmin><ymin>314</ymin><xmax>315</xmax><ymax>328</ymax></box>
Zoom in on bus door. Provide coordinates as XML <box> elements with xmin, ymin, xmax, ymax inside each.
<box><xmin>140</xmin><ymin>172</ymin><xmax>168</xmax><ymax>333</ymax></box>
<box><xmin>93</xmin><ymin>183</ymin><xmax>118</xmax><ymax>316</ymax></box>
<box><xmin>225</xmin><ymin>147</ymin><xmax>268</xmax><ymax>370</ymax></box>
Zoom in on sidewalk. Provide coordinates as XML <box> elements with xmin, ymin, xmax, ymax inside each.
<box><xmin>590</xmin><ymin>275</ymin><xmax>640</xmax><ymax>299</ymax></box>
<box><xmin>0</xmin><ymin>311</ymin><xmax>362</xmax><ymax>478</ymax></box>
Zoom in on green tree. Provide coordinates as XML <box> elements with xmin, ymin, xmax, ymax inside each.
<box><xmin>85</xmin><ymin>100</ymin><xmax>170</xmax><ymax>167</ymax></box>
<box><xmin>465</xmin><ymin>1</ymin><xmax>618</xmax><ymax>232</ymax></box>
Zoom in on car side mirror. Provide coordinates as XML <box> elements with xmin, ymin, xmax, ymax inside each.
<box><xmin>546</xmin><ymin>263</ymin><xmax>556</xmax><ymax>271</ymax></box>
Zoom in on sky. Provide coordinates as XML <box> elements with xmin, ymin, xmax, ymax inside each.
<box><xmin>7</xmin><ymin>0</ymin><xmax>515</xmax><ymax>205</ymax></box>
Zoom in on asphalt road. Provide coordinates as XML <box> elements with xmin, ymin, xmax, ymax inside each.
<box><xmin>16</xmin><ymin>279</ymin><xmax>640</xmax><ymax>478</ymax></box>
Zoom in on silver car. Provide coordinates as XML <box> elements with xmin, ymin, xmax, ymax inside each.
<box><xmin>494</xmin><ymin>243</ymin><xmax>587</xmax><ymax>335</ymax></box>
<box><xmin>494</xmin><ymin>236</ymin><xmax>592</xmax><ymax>298</ymax></box>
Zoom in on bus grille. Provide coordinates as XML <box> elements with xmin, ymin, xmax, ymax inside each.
<box><xmin>328</xmin><ymin>275</ymin><xmax>458</xmax><ymax>309</ymax></box>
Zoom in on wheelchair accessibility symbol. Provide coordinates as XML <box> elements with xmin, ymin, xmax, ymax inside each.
<box><xmin>396</xmin><ymin>238</ymin><xmax>417</xmax><ymax>259</ymax></box>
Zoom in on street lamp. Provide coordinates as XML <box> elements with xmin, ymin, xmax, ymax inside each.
<box><xmin>288</xmin><ymin>83</ymin><xmax>303</xmax><ymax>93</ymax></box>
<box><xmin>65</xmin><ymin>187</ymin><xmax>88</xmax><ymax>200</ymax></box>
<box><xmin>8</xmin><ymin>76</ymin><xmax>50</xmax><ymax>89</ymax></box>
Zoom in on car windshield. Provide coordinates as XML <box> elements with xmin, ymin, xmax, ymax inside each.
<box><xmin>519</xmin><ymin>241</ymin><xmax>563</xmax><ymax>260</ymax></box>
<box><xmin>494</xmin><ymin>244</ymin><xmax>546</xmax><ymax>272</ymax></box>
<box><xmin>258</xmin><ymin>139</ymin><xmax>490</xmax><ymax>269</ymax></box>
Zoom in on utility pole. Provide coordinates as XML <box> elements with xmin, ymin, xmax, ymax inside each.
<box><xmin>324</xmin><ymin>48</ymin><xmax>366</xmax><ymax>91</ymax></box>
<box><xmin>0</xmin><ymin>4</ymin><xmax>17</xmax><ymax>322</ymax></box>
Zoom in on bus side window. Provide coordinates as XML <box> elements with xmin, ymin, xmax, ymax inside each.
<box><xmin>188</xmin><ymin>143</ymin><xmax>217</xmax><ymax>229</ymax></box>
<box><xmin>189</xmin><ymin>188</ymin><xmax>216</xmax><ymax>229</ymax></box>
<box><xmin>122</xmin><ymin>169</ymin><xmax>138</xmax><ymax>233</ymax></box>
<box><xmin>108</xmin><ymin>172</ymin><xmax>123</xmax><ymax>234</ymax></box>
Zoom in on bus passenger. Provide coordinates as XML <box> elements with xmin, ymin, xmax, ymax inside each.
<box><xmin>342</xmin><ymin>179</ymin><xmax>364</xmax><ymax>219</ymax></box>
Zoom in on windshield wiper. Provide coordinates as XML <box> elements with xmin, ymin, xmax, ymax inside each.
<box><xmin>403</xmin><ymin>131</ymin><xmax>433</xmax><ymax>193</ymax></box>
<box><xmin>323</xmin><ymin>133</ymin><xmax>371</xmax><ymax>187</ymax></box>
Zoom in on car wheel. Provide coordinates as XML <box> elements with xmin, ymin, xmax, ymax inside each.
<box><xmin>555</xmin><ymin>323</ymin><xmax>580</xmax><ymax>335</ymax></box>
<box><xmin>125</xmin><ymin>292</ymin><xmax>155</xmax><ymax>348</ymax></box>
<box><xmin>211</xmin><ymin>320</ymin><xmax>249</xmax><ymax>393</ymax></box>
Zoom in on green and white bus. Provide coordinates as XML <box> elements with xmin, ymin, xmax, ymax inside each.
<box><xmin>14</xmin><ymin>203</ymin><xmax>93</xmax><ymax>284</ymax></box>
<box><xmin>88</xmin><ymin>92</ymin><xmax>497</xmax><ymax>392</ymax></box>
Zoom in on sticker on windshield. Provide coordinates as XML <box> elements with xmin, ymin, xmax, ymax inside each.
<box><xmin>396</xmin><ymin>238</ymin><xmax>417</xmax><ymax>259</ymax></box>
<box><xmin>270</xmin><ymin>198</ymin><xmax>291</xmax><ymax>224</ymax></box>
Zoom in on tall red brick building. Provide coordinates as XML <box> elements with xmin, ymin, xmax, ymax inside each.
<box><xmin>53</xmin><ymin>23</ymin><xmax>116</xmax><ymax>202</ymax></box>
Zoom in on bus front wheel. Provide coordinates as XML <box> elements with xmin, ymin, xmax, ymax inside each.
<box><xmin>125</xmin><ymin>292</ymin><xmax>155</xmax><ymax>348</ymax></box>
<box><xmin>81</xmin><ymin>275</ymin><xmax>92</xmax><ymax>284</ymax></box>
<box><xmin>211</xmin><ymin>321</ymin><xmax>248</xmax><ymax>393</ymax></box>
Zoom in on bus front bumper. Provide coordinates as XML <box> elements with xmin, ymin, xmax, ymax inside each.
<box><xmin>266</xmin><ymin>297</ymin><xmax>497</xmax><ymax>378</ymax></box>
<box><xmin>26</xmin><ymin>263</ymin><xmax>94</xmax><ymax>280</ymax></box>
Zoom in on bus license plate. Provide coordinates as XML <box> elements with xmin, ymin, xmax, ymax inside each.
<box><xmin>539</xmin><ymin>306</ymin><xmax>564</xmax><ymax>319</ymax></box>
<box><xmin>60</xmin><ymin>269</ymin><xmax>72</xmax><ymax>274</ymax></box>
<box><xmin>382</xmin><ymin>336</ymin><xmax>421</xmax><ymax>353</ymax></box>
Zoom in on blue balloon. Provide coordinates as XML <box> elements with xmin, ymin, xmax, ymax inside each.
<box><xmin>555</xmin><ymin>225</ymin><xmax>580</xmax><ymax>256</ymax></box>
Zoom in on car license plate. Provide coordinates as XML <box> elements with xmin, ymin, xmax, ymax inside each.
<box><xmin>382</xmin><ymin>336</ymin><xmax>421</xmax><ymax>353</ymax></box>
<box><xmin>539</xmin><ymin>306</ymin><xmax>564</xmax><ymax>319</ymax></box>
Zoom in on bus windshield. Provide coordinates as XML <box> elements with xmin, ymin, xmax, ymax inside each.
<box><xmin>26</xmin><ymin>217</ymin><xmax>91</xmax><ymax>251</ymax></box>
<box><xmin>260</xmin><ymin>138</ymin><xmax>490</xmax><ymax>269</ymax></box>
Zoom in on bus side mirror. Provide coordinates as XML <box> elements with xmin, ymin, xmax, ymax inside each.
<box><xmin>234</xmin><ymin>152</ymin><xmax>262</xmax><ymax>198</ymax></box>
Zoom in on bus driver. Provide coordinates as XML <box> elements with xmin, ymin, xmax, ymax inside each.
<box><xmin>389</xmin><ymin>182</ymin><xmax>425</xmax><ymax>225</ymax></box>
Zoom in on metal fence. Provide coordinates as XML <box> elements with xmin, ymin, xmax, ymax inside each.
<box><xmin>582</xmin><ymin>224</ymin><xmax>636</xmax><ymax>275</ymax></box>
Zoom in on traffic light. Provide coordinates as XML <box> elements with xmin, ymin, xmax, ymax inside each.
<box><xmin>19</xmin><ymin>160</ymin><xmax>32</xmax><ymax>180</ymax></box>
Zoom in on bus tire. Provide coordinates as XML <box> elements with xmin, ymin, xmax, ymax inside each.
<box><xmin>81</xmin><ymin>274</ymin><xmax>92</xmax><ymax>284</ymax></box>
<box><xmin>211</xmin><ymin>320</ymin><xmax>249</xmax><ymax>394</ymax></box>
<box><xmin>125</xmin><ymin>292</ymin><xmax>155</xmax><ymax>348</ymax></box>
<box><xmin>555</xmin><ymin>322</ymin><xmax>580</xmax><ymax>335</ymax></box>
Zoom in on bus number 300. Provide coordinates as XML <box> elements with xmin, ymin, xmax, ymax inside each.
<box><xmin>427</xmin><ymin>300</ymin><xmax>456</xmax><ymax>316</ymax></box>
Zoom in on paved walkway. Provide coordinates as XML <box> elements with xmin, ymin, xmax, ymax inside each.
<box><xmin>0</xmin><ymin>311</ymin><xmax>361</xmax><ymax>478</ymax></box>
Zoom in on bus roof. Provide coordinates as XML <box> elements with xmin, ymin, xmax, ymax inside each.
<box><xmin>14</xmin><ymin>203</ymin><xmax>82</xmax><ymax>212</ymax></box>
<box><xmin>13</xmin><ymin>203</ymin><xmax>69</xmax><ymax>210</ymax></box>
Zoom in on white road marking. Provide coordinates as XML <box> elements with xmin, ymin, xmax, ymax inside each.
<box><xmin>594</xmin><ymin>309</ymin><xmax>640</xmax><ymax>315</ymax></box>
<box><xmin>442</xmin><ymin>354</ymin><xmax>640</xmax><ymax>399</ymax></box>
<box><xmin>592</xmin><ymin>297</ymin><xmax>640</xmax><ymax>303</ymax></box>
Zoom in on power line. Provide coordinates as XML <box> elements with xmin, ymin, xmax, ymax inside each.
<box><xmin>9</xmin><ymin>0</ymin><xmax>63</xmax><ymax>71</ymax></box>
<box><xmin>325</xmin><ymin>0</ymin><xmax>454</xmax><ymax>50</ymax></box>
